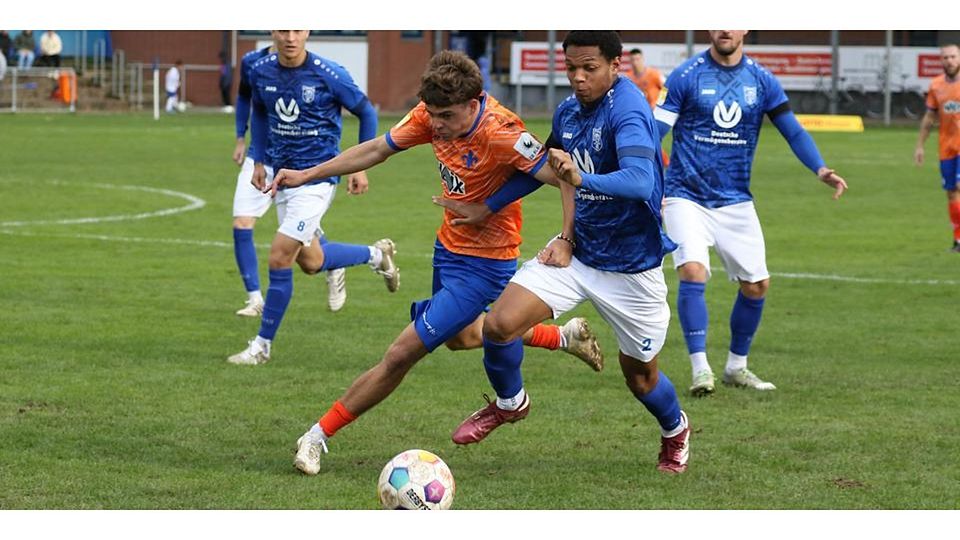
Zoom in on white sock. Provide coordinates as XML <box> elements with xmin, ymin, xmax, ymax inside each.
<box><xmin>662</xmin><ymin>412</ymin><xmax>688</xmax><ymax>438</ymax></box>
<box><xmin>496</xmin><ymin>388</ymin><xmax>526</xmax><ymax>411</ymax></box>
<box><xmin>690</xmin><ymin>351</ymin><xmax>710</xmax><ymax>374</ymax></box>
<box><xmin>248</xmin><ymin>290</ymin><xmax>263</xmax><ymax>303</ymax></box>
<box><xmin>308</xmin><ymin>422</ymin><xmax>328</xmax><ymax>442</ymax></box>
<box><xmin>725</xmin><ymin>352</ymin><xmax>747</xmax><ymax>374</ymax></box>
<box><xmin>254</xmin><ymin>335</ymin><xmax>271</xmax><ymax>355</ymax></box>
<box><xmin>368</xmin><ymin>246</ymin><xmax>383</xmax><ymax>267</ymax></box>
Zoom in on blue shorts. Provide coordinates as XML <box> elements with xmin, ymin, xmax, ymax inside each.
<box><xmin>939</xmin><ymin>156</ymin><xmax>960</xmax><ymax>191</ymax></box>
<box><xmin>410</xmin><ymin>239</ymin><xmax>518</xmax><ymax>352</ymax></box>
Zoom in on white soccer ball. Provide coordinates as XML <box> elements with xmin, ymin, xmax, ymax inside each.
<box><xmin>176</xmin><ymin>101</ymin><xmax>187</xmax><ymax>113</ymax></box>
<box><xmin>377</xmin><ymin>449</ymin><xmax>455</xmax><ymax>510</ymax></box>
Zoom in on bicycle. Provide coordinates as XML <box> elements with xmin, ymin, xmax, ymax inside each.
<box><xmin>798</xmin><ymin>70</ymin><xmax>866</xmax><ymax>116</ymax></box>
<box><xmin>865</xmin><ymin>70</ymin><xmax>928</xmax><ymax>119</ymax></box>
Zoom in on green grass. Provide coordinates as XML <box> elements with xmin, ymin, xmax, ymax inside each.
<box><xmin>0</xmin><ymin>112</ymin><xmax>957</xmax><ymax>510</ymax></box>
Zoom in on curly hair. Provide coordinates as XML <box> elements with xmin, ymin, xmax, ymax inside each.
<box><xmin>418</xmin><ymin>50</ymin><xmax>484</xmax><ymax>107</ymax></box>
<box><xmin>562</xmin><ymin>31</ymin><xmax>623</xmax><ymax>62</ymax></box>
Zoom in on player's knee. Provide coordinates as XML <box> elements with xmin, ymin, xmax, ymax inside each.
<box><xmin>296</xmin><ymin>259</ymin><xmax>321</xmax><ymax>275</ymax></box>
<box><xmin>482</xmin><ymin>312</ymin><xmax>523</xmax><ymax>343</ymax></box>
<box><xmin>740</xmin><ymin>279</ymin><xmax>769</xmax><ymax>298</ymax></box>
<box><xmin>233</xmin><ymin>217</ymin><xmax>255</xmax><ymax>229</ymax></box>
<box><xmin>620</xmin><ymin>353</ymin><xmax>658</xmax><ymax>396</ymax></box>
<box><xmin>678</xmin><ymin>262</ymin><xmax>708</xmax><ymax>282</ymax></box>
<box><xmin>444</xmin><ymin>335</ymin><xmax>477</xmax><ymax>351</ymax></box>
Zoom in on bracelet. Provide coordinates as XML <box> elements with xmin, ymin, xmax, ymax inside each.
<box><xmin>555</xmin><ymin>233</ymin><xmax>576</xmax><ymax>248</ymax></box>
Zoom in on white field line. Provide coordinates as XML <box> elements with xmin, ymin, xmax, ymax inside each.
<box><xmin>1</xmin><ymin>229</ymin><xmax>956</xmax><ymax>287</ymax></box>
<box><xmin>0</xmin><ymin>182</ymin><xmax>206</xmax><ymax>227</ymax></box>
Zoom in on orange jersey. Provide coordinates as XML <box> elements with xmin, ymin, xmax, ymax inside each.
<box><xmin>926</xmin><ymin>75</ymin><xmax>960</xmax><ymax>160</ymax></box>
<box><xmin>387</xmin><ymin>93</ymin><xmax>546</xmax><ymax>260</ymax></box>
<box><xmin>626</xmin><ymin>67</ymin><xmax>665</xmax><ymax>110</ymax></box>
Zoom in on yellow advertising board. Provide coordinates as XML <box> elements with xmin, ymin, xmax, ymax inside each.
<box><xmin>795</xmin><ymin>115</ymin><xmax>865</xmax><ymax>132</ymax></box>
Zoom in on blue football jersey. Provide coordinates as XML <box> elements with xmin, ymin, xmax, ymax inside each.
<box><xmin>249</xmin><ymin>52</ymin><xmax>370</xmax><ymax>184</ymax></box>
<box><xmin>552</xmin><ymin>76</ymin><xmax>674</xmax><ymax>274</ymax></box>
<box><xmin>656</xmin><ymin>50</ymin><xmax>789</xmax><ymax>208</ymax></box>
<box><xmin>236</xmin><ymin>46</ymin><xmax>272</xmax><ymax>160</ymax></box>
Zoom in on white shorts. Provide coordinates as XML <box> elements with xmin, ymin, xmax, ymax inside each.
<box><xmin>275</xmin><ymin>180</ymin><xmax>337</xmax><ymax>246</ymax></box>
<box><xmin>510</xmin><ymin>257</ymin><xmax>670</xmax><ymax>362</ymax></box>
<box><xmin>662</xmin><ymin>197</ymin><xmax>769</xmax><ymax>283</ymax></box>
<box><xmin>232</xmin><ymin>157</ymin><xmax>274</xmax><ymax>218</ymax></box>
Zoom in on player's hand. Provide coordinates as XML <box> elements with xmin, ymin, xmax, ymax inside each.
<box><xmin>265</xmin><ymin>168</ymin><xmax>310</xmax><ymax>196</ymax></box>
<box><xmin>548</xmin><ymin>148</ymin><xmax>583</xmax><ymax>187</ymax></box>
<box><xmin>914</xmin><ymin>146</ymin><xmax>925</xmax><ymax>166</ymax></box>
<box><xmin>346</xmin><ymin>171</ymin><xmax>369</xmax><ymax>195</ymax></box>
<box><xmin>251</xmin><ymin>163</ymin><xmax>267</xmax><ymax>192</ymax></box>
<box><xmin>232</xmin><ymin>139</ymin><xmax>246</xmax><ymax>166</ymax></box>
<box><xmin>817</xmin><ymin>167</ymin><xmax>847</xmax><ymax>200</ymax></box>
<box><xmin>431</xmin><ymin>196</ymin><xmax>493</xmax><ymax>226</ymax></box>
<box><xmin>538</xmin><ymin>236</ymin><xmax>573</xmax><ymax>267</ymax></box>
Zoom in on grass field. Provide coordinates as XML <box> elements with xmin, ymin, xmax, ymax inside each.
<box><xmin>0</xmin><ymin>111</ymin><xmax>957</xmax><ymax>512</ymax></box>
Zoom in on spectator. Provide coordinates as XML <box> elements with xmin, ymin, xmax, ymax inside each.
<box><xmin>0</xmin><ymin>47</ymin><xmax>6</xmax><ymax>81</ymax></box>
<box><xmin>0</xmin><ymin>31</ymin><xmax>12</xmax><ymax>65</ymax></box>
<box><xmin>39</xmin><ymin>30</ymin><xmax>62</xmax><ymax>67</ymax></box>
<box><xmin>15</xmin><ymin>30</ymin><xmax>35</xmax><ymax>69</ymax></box>
<box><xmin>218</xmin><ymin>50</ymin><xmax>233</xmax><ymax>113</ymax></box>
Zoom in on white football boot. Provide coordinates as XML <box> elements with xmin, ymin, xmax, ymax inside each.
<box><xmin>326</xmin><ymin>268</ymin><xmax>347</xmax><ymax>312</ymax></box>
<box><xmin>227</xmin><ymin>339</ymin><xmax>270</xmax><ymax>365</ymax></box>
<box><xmin>294</xmin><ymin>429</ymin><xmax>328</xmax><ymax>476</ymax></box>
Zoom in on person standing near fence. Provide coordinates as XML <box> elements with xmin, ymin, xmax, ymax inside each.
<box><xmin>914</xmin><ymin>43</ymin><xmax>960</xmax><ymax>253</ymax></box>
<box><xmin>165</xmin><ymin>60</ymin><xmax>182</xmax><ymax>113</ymax></box>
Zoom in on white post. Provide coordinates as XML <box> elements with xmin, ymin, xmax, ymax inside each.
<box><xmin>153</xmin><ymin>67</ymin><xmax>160</xmax><ymax>120</ymax></box>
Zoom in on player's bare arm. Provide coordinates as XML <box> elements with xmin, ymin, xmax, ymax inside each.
<box><xmin>346</xmin><ymin>171</ymin><xmax>369</xmax><ymax>195</ymax></box>
<box><xmin>251</xmin><ymin>162</ymin><xmax>267</xmax><ymax>191</ymax></box>
<box><xmin>915</xmin><ymin>110</ymin><xmax>937</xmax><ymax>166</ymax></box>
<box><xmin>538</xmin><ymin>180</ymin><xmax>576</xmax><ymax>268</ymax></box>
<box><xmin>267</xmin><ymin>136</ymin><xmax>396</xmax><ymax>196</ymax></box>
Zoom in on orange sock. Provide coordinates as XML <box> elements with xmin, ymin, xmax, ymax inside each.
<box><xmin>318</xmin><ymin>400</ymin><xmax>357</xmax><ymax>438</ymax></box>
<box><xmin>949</xmin><ymin>200</ymin><xmax>960</xmax><ymax>241</ymax></box>
<box><xmin>528</xmin><ymin>323</ymin><xmax>561</xmax><ymax>350</ymax></box>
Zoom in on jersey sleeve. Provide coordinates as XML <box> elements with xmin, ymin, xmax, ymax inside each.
<box><xmin>654</xmin><ymin>63</ymin><xmax>688</xmax><ymax>127</ymax></box>
<box><xmin>613</xmin><ymin>90</ymin><xmax>658</xmax><ymax>161</ymax></box>
<box><xmin>326</xmin><ymin>61</ymin><xmax>368</xmax><ymax>111</ymax></box>
<box><xmin>386</xmin><ymin>103</ymin><xmax>434</xmax><ymax>151</ymax></box>
<box><xmin>761</xmin><ymin>68</ymin><xmax>790</xmax><ymax>113</ymax></box>
<box><xmin>486</xmin><ymin>124</ymin><xmax>547</xmax><ymax>175</ymax></box>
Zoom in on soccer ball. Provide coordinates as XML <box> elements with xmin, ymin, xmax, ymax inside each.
<box><xmin>377</xmin><ymin>449</ymin><xmax>455</xmax><ymax>510</ymax></box>
<box><xmin>176</xmin><ymin>101</ymin><xmax>187</xmax><ymax>113</ymax></box>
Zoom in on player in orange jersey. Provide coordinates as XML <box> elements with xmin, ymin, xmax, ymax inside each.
<box><xmin>258</xmin><ymin>51</ymin><xmax>600</xmax><ymax>475</ymax></box>
<box><xmin>626</xmin><ymin>48</ymin><xmax>669</xmax><ymax>166</ymax></box>
<box><xmin>915</xmin><ymin>43</ymin><xmax>960</xmax><ymax>252</ymax></box>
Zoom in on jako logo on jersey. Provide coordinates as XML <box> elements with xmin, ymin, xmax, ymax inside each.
<box><xmin>438</xmin><ymin>162</ymin><xmax>466</xmax><ymax>194</ymax></box>
<box><xmin>571</xmin><ymin>148</ymin><xmax>596</xmax><ymax>175</ymax></box>
<box><xmin>302</xmin><ymin>86</ymin><xmax>316</xmax><ymax>104</ymax></box>
<box><xmin>713</xmin><ymin>101</ymin><xmax>742</xmax><ymax>129</ymax></box>
<box><xmin>276</xmin><ymin>98</ymin><xmax>300</xmax><ymax>123</ymax></box>
<box><xmin>944</xmin><ymin>101</ymin><xmax>960</xmax><ymax>113</ymax></box>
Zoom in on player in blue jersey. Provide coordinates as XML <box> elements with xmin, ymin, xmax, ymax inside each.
<box><xmin>653</xmin><ymin>30</ymin><xmax>848</xmax><ymax>396</ymax></box>
<box><xmin>230</xmin><ymin>42</ymin><xmax>276</xmax><ymax>318</ymax></box>
<box><xmin>227</xmin><ymin>30</ymin><xmax>399</xmax><ymax>366</ymax></box>
<box><xmin>451</xmin><ymin>31</ymin><xmax>691</xmax><ymax>474</ymax></box>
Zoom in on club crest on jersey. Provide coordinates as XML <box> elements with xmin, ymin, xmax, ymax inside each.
<box><xmin>944</xmin><ymin>101</ymin><xmax>960</xmax><ymax>113</ymax></box>
<box><xmin>743</xmin><ymin>86</ymin><xmax>757</xmax><ymax>106</ymax></box>
<box><xmin>513</xmin><ymin>132</ymin><xmax>543</xmax><ymax>161</ymax></box>
<box><xmin>592</xmin><ymin>127</ymin><xmax>603</xmax><ymax>152</ymax></box>
<box><xmin>713</xmin><ymin>100</ymin><xmax>742</xmax><ymax>129</ymax></box>
<box><xmin>438</xmin><ymin>161</ymin><xmax>466</xmax><ymax>195</ymax></box>
<box><xmin>302</xmin><ymin>85</ymin><xmax>316</xmax><ymax>104</ymax></box>
<box><xmin>275</xmin><ymin>97</ymin><xmax>300</xmax><ymax>123</ymax></box>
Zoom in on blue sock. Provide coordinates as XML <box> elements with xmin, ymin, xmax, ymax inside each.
<box><xmin>233</xmin><ymin>228</ymin><xmax>260</xmax><ymax>292</ymax></box>
<box><xmin>319</xmin><ymin>242</ymin><xmax>370</xmax><ymax>271</ymax></box>
<box><xmin>677</xmin><ymin>280</ymin><xmax>708</xmax><ymax>354</ymax></box>
<box><xmin>637</xmin><ymin>372</ymin><xmax>682</xmax><ymax>432</ymax></box>
<box><xmin>730</xmin><ymin>291</ymin><xmax>765</xmax><ymax>356</ymax></box>
<box><xmin>482</xmin><ymin>337</ymin><xmax>525</xmax><ymax>399</ymax></box>
<box><xmin>258</xmin><ymin>268</ymin><xmax>293</xmax><ymax>340</ymax></box>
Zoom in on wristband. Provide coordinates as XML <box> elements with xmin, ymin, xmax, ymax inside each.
<box><xmin>555</xmin><ymin>233</ymin><xmax>576</xmax><ymax>249</ymax></box>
